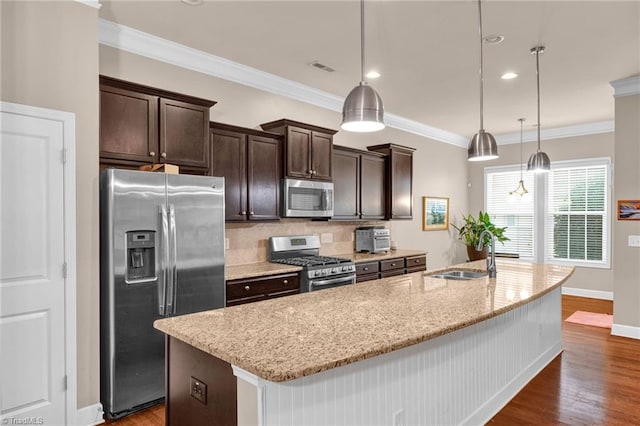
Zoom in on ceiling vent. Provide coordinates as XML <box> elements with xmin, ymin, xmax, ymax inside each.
<box><xmin>310</xmin><ymin>61</ymin><xmax>335</xmax><ymax>73</ymax></box>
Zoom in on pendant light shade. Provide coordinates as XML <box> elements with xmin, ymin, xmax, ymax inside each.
<box><xmin>510</xmin><ymin>118</ymin><xmax>529</xmax><ymax>196</ymax></box>
<box><xmin>527</xmin><ymin>46</ymin><xmax>550</xmax><ymax>173</ymax></box>
<box><xmin>468</xmin><ymin>0</ymin><xmax>498</xmax><ymax>161</ymax></box>
<box><xmin>342</xmin><ymin>82</ymin><xmax>384</xmax><ymax>132</ymax></box>
<box><xmin>341</xmin><ymin>0</ymin><xmax>384</xmax><ymax>133</ymax></box>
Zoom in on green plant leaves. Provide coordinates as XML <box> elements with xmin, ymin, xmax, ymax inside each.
<box><xmin>453</xmin><ymin>210</ymin><xmax>509</xmax><ymax>248</ymax></box>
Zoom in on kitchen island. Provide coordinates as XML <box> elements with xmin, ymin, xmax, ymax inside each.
<box><xmin>154</xmin><ymin>260</ymin><xmax>574</xmax><ymax>425</ymax></box>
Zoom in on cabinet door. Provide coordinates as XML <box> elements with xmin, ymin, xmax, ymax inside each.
<box><xmin>360</xmin><ymin>154</ymin><xmax>386</xmax><ymax>219</ymax></box>
<box><xmin>247</xmin><ymin>135</ymin><xmax>281</xmax><ymax>221</ymax></box>
<box><xmin>332</xmin><ymin>149</ymin><xmax>360</xmax><ymax>220</ymax></box>
<box><xmin>210</xmin><ymin>128</ymin><xmax>247</xmax><ymax>222</ymax></box>
<box><xmin>285</xmin><ymin>127</ymin><xmax>311</xmax><ymax>178</ymax></box>
<box><xmin>310</xmin><ymin>131</ymin><xmax>333</xmax><ymax>180</ymax></box>
<box><xmin>100</xmin><ymin>85</ymin><xmax>158</xmax><ymax>163</ymax></box>
<box><xmin>390</xmin><ymin>150</ymin><xmax>413</xmax><ymax>219</ymax></box>
<box><xmin>159</xmin><ymin>98</ymin><xmax>209</xmax><ymax>169</ymax></box>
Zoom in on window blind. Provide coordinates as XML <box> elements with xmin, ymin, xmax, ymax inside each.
<box><xmin>485</xmin><ymin>169</ymin><xmax>535</xmax><ymax>259</ymax></box>
<box><xmin>546</xmin><ymin>163</ymin><xmax>608</xmax><ymax>266</ymax></box>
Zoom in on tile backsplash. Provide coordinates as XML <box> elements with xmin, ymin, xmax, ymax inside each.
<box><xmin>225</xmin><ymin>220</ymin><xmax>385</xmax><ymax>265</ymax></box>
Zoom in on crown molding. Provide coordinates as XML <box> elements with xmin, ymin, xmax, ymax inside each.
<box><xmin>610</xmin><ymin>75</ymin><xmax>640</xmax><ymax>97</ymax></box>
<box><xmin>99</xmin><ymin>19</ymin><xmax>469</xmax><ymax>148</ymax></box>
<box><xmin>74</xmin><ymin>0</ymin><xmax>101</xmax><ymax>9</ymax></box>
<box><xmin>495</xmin><ymin>120</ymin><xmax>614</xmax><ymax>145</ymax></box>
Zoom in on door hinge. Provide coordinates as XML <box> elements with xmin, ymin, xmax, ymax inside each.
<box><xmin>62</xmin><ymin>262</ymin><xmax>67</xmax><ymax>279</ymax></box>
<box><xmin>61</xmin><ymin>148</ymin><xmax>67</xmax><ymax>164</ymax></box>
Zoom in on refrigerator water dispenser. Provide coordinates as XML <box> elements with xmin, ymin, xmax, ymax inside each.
<box><xmin>125</xmin><ymin>231</ymin><xmax>156</xmax><ymax>283</ymax></box>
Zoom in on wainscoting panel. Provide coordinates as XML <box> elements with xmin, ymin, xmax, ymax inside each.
<box><xmin>236</xmin><ymin>288</ymin><xmax>562</xmax><ymax>426</ymax></box>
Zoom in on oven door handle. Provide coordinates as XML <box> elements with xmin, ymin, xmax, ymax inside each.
<box><xmin>311</xmin><ymin>275</ymin><xmax>356</xmax><ymax>287</ymax></box>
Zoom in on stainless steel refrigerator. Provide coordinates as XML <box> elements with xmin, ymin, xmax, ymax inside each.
<box><xmin>100</xmin><ymin>169</ymin><xmax>225</xmax><ymax>419</ymax></box>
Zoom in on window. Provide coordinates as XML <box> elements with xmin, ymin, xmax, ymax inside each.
<box><xmin>546</xmin><ymin>160</ymin><xmax>609</xmax><ymax>267</ymax></box>
<box><xmin>485</xmin><ymin>167</ymin><xmax>536</xmax><ymax>260</ymax></box>
<box><xmin>484</xmin><ymin>158</ymin><xmax>610</xmax><ymax>268</ymax></box>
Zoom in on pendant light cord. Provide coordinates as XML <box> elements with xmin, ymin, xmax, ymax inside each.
<box><xmin>478</xmin><ymin>0</ymin><xmax>484</xmax><ymax>130</ymax></box>
<box><xmin>360</xmin><ymin>0</ymin><xmax>365</xmax><ymax>83</ymax></box>
<box><xmin>535</xmin><ymin>49</ymin><xmax>541</xmax><ymax>152</ymax></box>
<box><xmin>519</xmin><ymin>118</ymin><xmax>525</xmax><ymax>179</ymax></box>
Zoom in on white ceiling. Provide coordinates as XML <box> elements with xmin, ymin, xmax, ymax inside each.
<box><xmin>99</xmin><ymin>0</ymin><xmax>640</xmax><ymax>140</ymax></box>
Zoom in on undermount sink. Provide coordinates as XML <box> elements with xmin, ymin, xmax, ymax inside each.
<box><xmin>428</xmin><ymin>270</ymin><xmax>488</xmax><ymax>280</ymax></box>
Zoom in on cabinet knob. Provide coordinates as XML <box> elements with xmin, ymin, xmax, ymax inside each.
<box><xmin>283</xmin><ymin>280</ymin><xmax>288</xmax><ymax>285</ymax></box>
<box><xmin>391</xmin><ymin>263</ymin><xmax>396</xmax><ymax>267</ymax></box>
<box><xmin>161</xmin><ymin>152</ymin><xmax>167</xmax><ymax>158</ymax></box>
<box><xmin>363</xmin><ymin>267</ymin><xmax>369</xmax><ymax>271</ymax></box>
<box><xmin>244</xmin><ymin>286</ymin><xmax>250</xmax><ymax>291</ymax></box>
<box><xmin>149</xmin><ymin>151</ymin><xmax>156</xmax><ymax>157</ymax></box>
<box><xmin>241</xmin><ymin>211</ymin><xmax>246</xmax><ymax>215</ymax></box>
<box><xmin>415</xmin><ymin>259</ymin><xmax>420</xmax><ymax>263</ymax></box>
<box><xmin>249</xmin><ymin>211</ymin><xmax>255</xmax><ymax>215</ymax></box>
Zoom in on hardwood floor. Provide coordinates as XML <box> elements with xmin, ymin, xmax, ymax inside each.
<box><xmin>106</xmin><ymin>296</ymin><xmax>639</xmax><ymax>426</ymax></box>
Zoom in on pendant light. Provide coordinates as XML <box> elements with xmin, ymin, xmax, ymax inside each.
<box><xmin>510</xmin><ymin>118</ymin><xmax>529</xmax><ymax>196</ymax></box>
<box><xmin>527</xmin><ymin>46</ymin><xmax>551</xmax><ymax>173</ymax></box>
<box><xmin>468</xmin><ymin>0</ymin><xmax>498</xmax><ymax>162</ymax></box>
<box><xmin>341</xmin><ymin>0</ymin><xmax>385</xmax><ymax>132</ymax></box>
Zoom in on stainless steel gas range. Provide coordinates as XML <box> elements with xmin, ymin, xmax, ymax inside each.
<box><xmin>269</xmin><ymin>235</ymin><xmax>356</xmax><ymax>292</ymax></box>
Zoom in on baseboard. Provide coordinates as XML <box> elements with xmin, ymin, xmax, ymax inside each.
<box><xmin>611</xmin><ymin>323</ymin><xmax>640</xmax><ymax>339</ymax></box>
<box><xmin>77</xmin><ymin>403</ymin><xmax>104</xmax><ymax>425</ymax></box>
<box><xmin>463</xmin><ymin>341</ymin><xmax>563</xmax><ymax>425</ymax></box>
<box><xmin>562</xmin><ymin>286</ymin><xmax>613</xmax><ymax>301</ymax></box>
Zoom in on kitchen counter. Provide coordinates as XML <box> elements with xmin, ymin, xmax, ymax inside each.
<box><xmin>335</xmin><ymin>249</ymin><xmax>426</xmax><ymax>263</ymax></box>
<box><xmin>155</xmin><ymin>259</ymin><xmax>574</xmax><ymax>382</ymax></box>
<box><xmin>225</xmin><ymin>262</ymin><xmax>302</xmax><ymax>281</ymax></box>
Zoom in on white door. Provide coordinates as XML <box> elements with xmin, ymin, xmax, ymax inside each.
<box><xmin>0</xmin><ymin>108</ymin><xmax>68</xmax><ymax>424</ymax></box>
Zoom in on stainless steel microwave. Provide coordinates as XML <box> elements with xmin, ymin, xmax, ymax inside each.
<box><xmin>282</xmin><ymin>178</ymin><xmax>334</xmax><ymax>218</ymax></box>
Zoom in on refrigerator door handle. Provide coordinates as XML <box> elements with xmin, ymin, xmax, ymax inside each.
<box><xmin>167</xmin><ymin>204</ymin><xmax>178</xmax><ymax>315</ymax></box>
<box><xmin>159</xmin><ymin>205</ymin><xmax>169</xmax><ymax>316</ymax></box>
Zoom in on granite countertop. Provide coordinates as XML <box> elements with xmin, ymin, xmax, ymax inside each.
<box><xmin>225</xmin><ymin>249</ymin><xmax>426</xmax><ymax>280</ymax></box>
<box><xmin>225</xmin><ymin>262</ymin><xmax>302</xmax><ymax>281</ymax></box>
<box><xmin>155</xmin><ymin>260</ymin><xmax>574</xmax><ymax>382</ymax></box>
<box><xmin>335</xmin><ymin>249</ymin><xmax>426</xmax><ymax>263</ymax></box>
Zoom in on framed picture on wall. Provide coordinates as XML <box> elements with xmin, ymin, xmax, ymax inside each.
<box><xmin>618</xmin><ymin>200</ymin><xmax>640</xmax><ymax>220</ymax></box>
<box><xmin>423</xmin><ymin>196</ymin><xmax>449</xmax><ymax>231</ymax></box>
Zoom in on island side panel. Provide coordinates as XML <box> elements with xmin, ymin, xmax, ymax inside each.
<box><xmin>166</xmin><ymin>336</ymin><xmax>237</xmax><ymax>426</ymax></box>
<box><xmin>243</xmin><ymin>287</ymin><xmax>561</xmax><ymax>426</ymax></box>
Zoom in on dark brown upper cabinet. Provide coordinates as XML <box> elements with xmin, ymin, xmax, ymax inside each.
<box><xmin>332</xmin><ymin>146</ymin><xmax>386</xmax><ymax>220</ymax></box>
<box><xmin>99</xmin><ymin>76</ymin><xmax>216</xmax><ymax>172</ymax></box>
<box><xmin>260</xmin><ymin>119</ymin><xmax>337</xmax><ymax>181</ymax></box>
<box><xmin>209</xmin><ymin>122</ymin><xmax>282</xmax><ymax>222</ymax></box>
<box><xmin>367</xmin><ymin>143</ymin><xmax>415</xmax><ymax>220</ymax></box>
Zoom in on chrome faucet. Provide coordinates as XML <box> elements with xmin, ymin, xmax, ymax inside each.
<box><xmin>477</xmin><ymin>230</ymin><xmax>497</xmax><ymax>278</ymax></box>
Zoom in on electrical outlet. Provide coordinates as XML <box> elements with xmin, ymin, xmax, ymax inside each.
<box><xmin>393</xmin><ymin>409</ymin><xmax>405</xmax><ymax>426</ymax></box>
<box><xmin>321</xmin><ymin>233</ymin><xmax>333</xmax><ymax>243</ymax></box>
<box><xmin>190</xmin><ymin>376</ymin><xmax>207</xmax><ymax>404</ymax></box>
<box><xmin>628</xmin><ymin>235</ymin><xmax>640</xmax><ymax>247</ymax></box>
<box><xmin>225</xmin><ymin>238</ymin><xmax>230</xmax><ymax>250</ymax></box>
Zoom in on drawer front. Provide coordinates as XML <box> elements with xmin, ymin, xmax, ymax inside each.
<box><xmin>356</xmin><ymin>273</ymin><xmax>379</xmax><ymax>283</ymax></box>
<box><xmin>380</xmin><ymin>269</ymin><xmax>405</xmax><ymax>278</ymax></box>
<box><xmin>405</xmin><ymin>255</ymin><xmax>426</xmax><ymax>269</ymax></box>
<box><xmin>356</xmin><ymin>261</ymin><xmax>380</xmax><ymax>276</ymax></box>
<box><xmin>226</xmin><ymin>294</ymin><xmax>268</xmax><ymax>307</ymax></box>
<box><xmin>226</xmin><ymin>273</ymin><xmax>299</xmax><ymax>300</ymax></box>
<box><xmin>380</xmin><ymin>258</ymin><xmax>404</xmax><ymax>272</ymax></box>
<box><xmin>406</xmin><ymin>265</ymin><xmax>427</xmax><ymax>274</ymax></box>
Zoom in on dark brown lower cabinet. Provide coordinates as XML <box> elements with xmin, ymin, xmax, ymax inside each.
<box><xmin>355</xmin><ymin>261</ymin><xmax>380</xmax><ymax>283</ymax></box>
<box><xmin>226</xmin><ymin>273</ymin><xmax>299</xmax><ymax>306</ymax></box>
<box><xmin>405</xmin><ymin>255</ymin><xmax>427</xmax><ymax>273</ymax></box>
<box><xmin>354</xmin><ymin>255</ymin><xmax>427</xmax><ymax>282</ymax></box>
<box><xmin>166</xmin><ymin>336</ymin><xmax>236</xmax><ymax>426</ymax></box>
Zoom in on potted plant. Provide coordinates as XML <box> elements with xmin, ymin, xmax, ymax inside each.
<box><xmin>452</xmin><ymin>211</ymin><xmax>509</xmax><ymax>261</ymax></box>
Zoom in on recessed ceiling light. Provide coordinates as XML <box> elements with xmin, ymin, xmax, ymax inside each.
<box><xmin>501</xmin><ymin>72</ymin><xmax>518</xmax><ymax>80</ymax></box>
<box><xmin>181</xmin><ymin>0</ymin><xmax>203</xmax><ymax>5</ymax></box>
<box><xmin>366</xmin><ymin>70</ymin><xmax>381</xmax><ymax>79</ymax></box>
<box><xmin>483</xmin><ymin>35</ymin><xmax>504</xmax><ymax>44</ymax></box>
